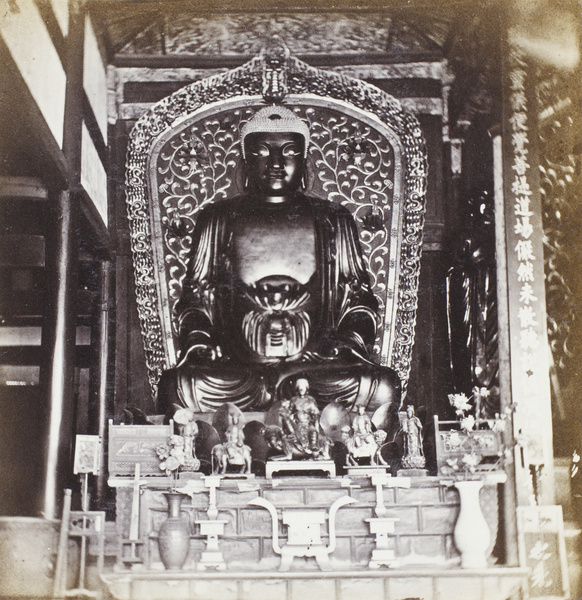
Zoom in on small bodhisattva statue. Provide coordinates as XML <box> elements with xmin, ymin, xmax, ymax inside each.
<box><xmin>400</xmin><ymin>405</ymin><xmax>425</xmax><ymax>469</ymax></box>
<box><xmin>158</xmin><ymin>106</ymin><xmax>401</xmax><ymax>415</ymax></box>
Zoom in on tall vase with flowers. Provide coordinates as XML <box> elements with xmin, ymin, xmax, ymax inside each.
<box><xmin>155</xmin><ymin>435</ymin><xmax>191</xmax><ymax>569</ymax></box>
<box><xmin>435</xmin><ymin>387</ymin><xmax>514</xmax><ymax>569</ymax></box>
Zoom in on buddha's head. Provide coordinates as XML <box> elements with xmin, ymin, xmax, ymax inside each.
<box><xmin>241</xmin><ymin>106</ymin><xmax>310</xmax><ymax>197</ymax></box>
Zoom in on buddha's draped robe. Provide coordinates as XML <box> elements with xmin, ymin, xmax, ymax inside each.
<box><xmin>158</xmin><ymin>193</ymin><xmax>400</xmax><ymax>413</ymax></box>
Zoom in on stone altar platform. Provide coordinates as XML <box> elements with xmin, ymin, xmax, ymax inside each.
<box><xmin>102</xmin><ymin>566</ymin><xmax>529</xmax><ymax>600</ymax></box>
<box><xmin>103</xmin><ymin>473</ymin><xmax>530</xmax><ymax>599</ymax></box>
<box><xmin>0</xmin><ymin>477</ymin><xmax>529</xmax><ymax>600</ymax></box>
<box><xmin>112</xmin><ymin>474</ymin><xmax>502</xmax><ymax>570</ymax></box>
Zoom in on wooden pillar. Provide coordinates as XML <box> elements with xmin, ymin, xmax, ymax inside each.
<box><xmin>40</xmin><ymin>0</ymin><xmax>85</xmax><ymax>519</ymax></box>
<box><xmin>492</xmin><ymin>132</ymin><xmax>519</xmax><ymax>566</ymax></box>
<box><xmin>498</xmin><ymin>41</ymin><xmax>555</xmax><ymax>507</ymax></box>
<box><xmin>89</xmin><ymin>260</ymin><xmax>113</xmax><ymax>505</ymax></box>
<box><xmin>40</xmin><ymin>189</ymin><xmax>78</xmax><ymax>519</ymax></box>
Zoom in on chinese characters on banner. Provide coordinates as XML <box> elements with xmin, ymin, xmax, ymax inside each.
<box><xmin>517</xmin><ymin>506</ymin><xmax>569</xmax><ymax>598</ymax></box>
<box><xmin>503</xmin><ymin>46</ymin><xmax>553</xmax><ymax>475</ymax></box>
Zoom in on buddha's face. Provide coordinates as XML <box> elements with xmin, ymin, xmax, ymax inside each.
<box><xmin>244</xmin><ymin>132</ymin><xmax>305</xmax><ymax>196</ymax></box>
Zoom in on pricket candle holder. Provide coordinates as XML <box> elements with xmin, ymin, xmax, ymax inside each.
<box><xmin>365</xmin><ymin>473</ymin><xmax>410</xmax><ymax>568</ymax></box>
<box><xmin>195</xmin><ymin>475</ymin><xmax>228</xmax><ymax>571</ymax></box>
<box><xmin>195</xmin><ymin>518</ymin><xmax>229</xmax><ymax>571</ymax></box>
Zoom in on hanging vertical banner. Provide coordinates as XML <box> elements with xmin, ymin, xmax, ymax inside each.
<box><xmin>517</xmin><ymin>506</ymin><xmax>570</xmax><ymax>599</ymax></box>
<box><xmin>502</xmin><ymin>43</ymin><xmax>554</xmax><ymax>500</ymax></box>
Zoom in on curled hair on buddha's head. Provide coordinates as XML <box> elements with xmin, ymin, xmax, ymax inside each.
<box><xmin>240</xmin><ymin>105</ymin><xmax>310</xmax><ymax>158</ymax></box>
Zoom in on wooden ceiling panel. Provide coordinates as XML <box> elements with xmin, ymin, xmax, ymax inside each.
<box><xmin>88</xmin><ymin>1</ymin><xmax>473</xmax><ymax>64</ymax></box>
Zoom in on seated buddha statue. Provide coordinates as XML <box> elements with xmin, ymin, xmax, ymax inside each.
<box><xmin>158</xmin><ymin>105</ymin><xmax>401</xmax><ymax>416</ymax></box>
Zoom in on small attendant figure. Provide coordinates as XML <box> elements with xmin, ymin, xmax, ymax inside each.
<box><xmin>290</xmin><ymin>378</ymin><xmax>320</xmax><ymax>430</ymax></box>
<box><xmin>352</xmin><ymin>405</ymin><xmax>375</xmax><ymax>448</ymax></box>
<box><xmin>225</xmin><ymin>416</ymin><xmax>245</xmax><ymax>463</ymax></box>
<box><xmin>211</xmin><ymin>414</ymin><xmax>252</xmax><ymax>475</ymax></box>
<box><xmin>262</xmin><ymin>378</ymin><xmax>332</xmax><ymax>461</ymax></box>
<box><xmin>400</xmin><ymin>405</ymin><xmax>426</xmax><ymax>469</ymax></box>
<box><xmin>173</xmin><ymin>408</ymin><xmax>200</xmax><ymax>471</ymax></box>
<box><xmin>342</xmin><ymin>423</ymin><xmax>388</xmax><ymax>467</ymax></box>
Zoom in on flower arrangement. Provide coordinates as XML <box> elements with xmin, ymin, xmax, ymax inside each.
<box><xmin>437</xmin><ymin>387</ymin><xmax>515</xmax><ymax>477</ymax></box>
<box><xmin>155</xmin><ymin>408</ymin><xmax>201</xmax><ymax>484</ymax></box>
<box><xmin>156</xmin><ymin>435</ymin><xmax>186</xmax><ymax>477</ymax></box>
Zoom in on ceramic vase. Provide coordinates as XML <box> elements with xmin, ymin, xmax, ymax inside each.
<box><xmin>453</xmin><ymin>480</ymin><xmax>490</xmax><ymax>569</ymax></box>
<box><xmin>158</xmin><ymin>492</ymin><xmax>190</xmax><ymax>570</ymax></box>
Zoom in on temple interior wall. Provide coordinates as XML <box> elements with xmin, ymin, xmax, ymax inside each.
<box><xmin>0</xmin><ymin>1</ymin><xmax>554</xmax><ymax>515</ymax></box>
<box><xmin>0</xmin><ymin>3</ymin><xmax>581</xmax><ymax>597</ymax></box>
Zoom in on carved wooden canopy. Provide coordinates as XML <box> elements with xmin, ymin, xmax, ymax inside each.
<box><xmin>126</xmin><ymin>48</ymin><xmax>428</xmax><ymax>396</ymax></box>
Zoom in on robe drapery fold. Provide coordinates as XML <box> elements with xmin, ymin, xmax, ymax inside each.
<box><xmin>158</xmin><ymin>193</ymin><xmax>400</xmax><ymax>414</ymax></box>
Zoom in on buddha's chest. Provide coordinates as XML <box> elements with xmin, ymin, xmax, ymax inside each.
<box><xmin>231</xmin><ymin>208</ymin><xmax>317</xmax><ymax>285</ymax></box>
